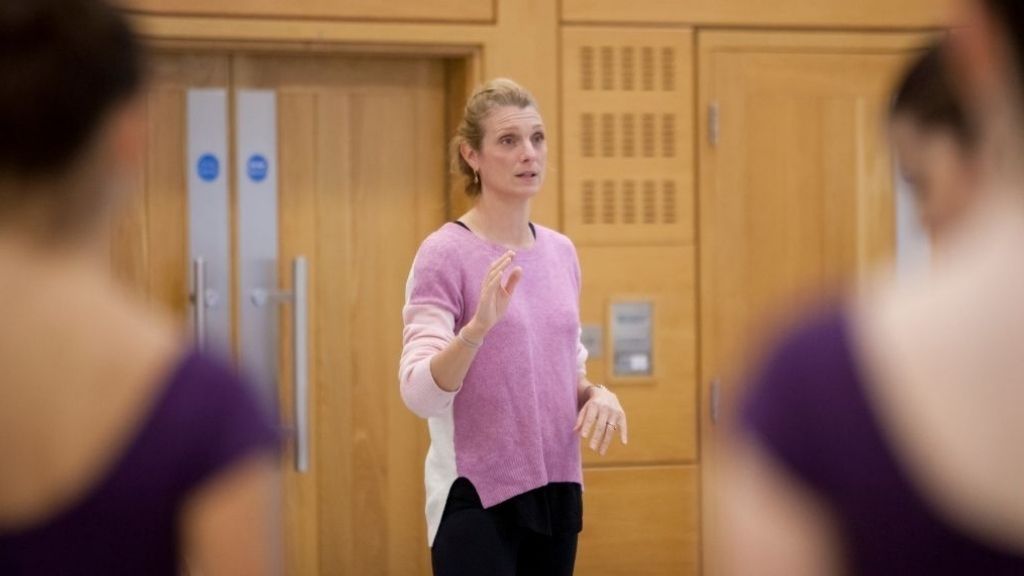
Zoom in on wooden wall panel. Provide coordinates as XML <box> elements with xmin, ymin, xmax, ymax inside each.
<box><xmin>128</xmin><ymin>54</ymin><xmax>230</xmax><ymax>320</ymax></box>
<box><xmin>562</xmin><ymin>27</ymin><xmax>694</xmax><ymax>246</ymax></box>
<box><xmin>275</xmin><ymin>90</ymin><xmax>323</xmax><ymax>576</ymax></box>
<box><xmin>578</xmin><ymin>245</ymin><xmax>698</xmax><ymax>464</ymax></box>
<box><xmin>108</xmin><ymin>127</ymin><xmax>149</xmax><ymax>298</ymax></box>
<box><xmin>577</xmin><ymin>466</ymin><xmax>700</xmax><ymax>575</ymax></box>
<box><xmin>562</xmin><ymin>0</ymin><xmax>951</xmax><ymax>28</ymax></box>
<box><xmin>121</xmin><ymin>0</ymin><xmax>494</xmax><ymax>24</ymax></box>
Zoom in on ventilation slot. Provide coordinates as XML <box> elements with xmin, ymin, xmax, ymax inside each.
<box><xmin>601</xmin><ymin>180</ymin><xmax>617</xmax><ymax>224</ymax></box>
<box><xmin>622</xmin><ymin>114</ymin><xmax>636</xmax><ymax>158</ymax></box>
<box><xmin>582</xmin><ymin>181</ymin><xmax>596</xmax><ymax>224</ymax></box>
<box><xmin>622</xmin><ymin>180</ymin><xmax>637</xmax><ymax>224</ymax></box>
<box><xmin>662</xmin><ymin>114</ymin><xmax>676</xmax><ymax>158</ymax></box>
<box><xmin>641</xmin><ymin>47</ymin><xmax>655</xmax><ymax>91</ymax></box>
<box><xmin>661</xmin><ymin>47</ymin><xmax>676</xmax><ymax>92</ymax></box>
<box><xmin>600</xmin><ymin>46</ymin><xmax>615</xmax><ymax>91</ymax></box>
<box><xmin>601</xmin><ymin>113</ymin><xmax>616</xmax><ymax>158</ymax></box>
<box><xmin>580</xmin><ymin>114</ymin><xmax>595</xmax><ymax>158</ymax></box>
<box><xmin>621</xmin><ymin>47</ymin><xmax>636</xmax><ymax>91</ymax></box>
<box><xmin>580</xmin><ymin>47</ymin><xmax>595</xmax><ymax>91</ymax></box>
<box><xmin>642</xmin><ymin>114</ymin><xmax>656</xmax><ymax>158</ymax></box>
<box><xmin>663</xmin><ymin>180</ymin><xmax>678</xmax><ymax>224</ymax></box>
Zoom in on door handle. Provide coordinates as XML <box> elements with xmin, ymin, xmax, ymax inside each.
<box><xmin>710</xmin><ymin>378</ymin><xmax>721</xmax><ymax>426</ymax></box>
<box><xmin>190</xmin><ymin>257</ymin><xmax>207</xmax><ymax>351</ymax></box>
<box><xmin>292</xmin><ymin>257</ymin><xmax>309</xmax><ymax>473</ymax></box>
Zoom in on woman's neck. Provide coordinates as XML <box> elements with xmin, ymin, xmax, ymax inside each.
<box><xmin>0</xmin><ymin>229</ymin><xmax>108</xmax><ymax>296</ymax></box>
<box><xmin>462</xmin><ymin>192</ymin><xmax>534</xmax><ymax>249</ymax></box>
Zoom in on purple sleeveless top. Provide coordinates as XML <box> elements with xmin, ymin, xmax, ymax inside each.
<box><xmin>742</xmin><ymin>308</ymin><xmax>1024</xmax><ymax>574</ymax></box>
<box><xmin>0</xmin><ymin>350</ymin><xmax>278</xmax><ymax>575</ymax></box>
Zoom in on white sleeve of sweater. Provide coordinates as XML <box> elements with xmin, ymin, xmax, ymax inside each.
<box><xmin>399</xmin><ymin>302</ymin><xmax>461</xmax><ymax>419</ymax></box>
<box><xmin>576</xmin><ymin>328</ymin><xmax>589</xmax><ymax>377</ymax></box>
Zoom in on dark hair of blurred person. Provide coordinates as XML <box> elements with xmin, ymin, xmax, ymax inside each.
<box><xmin>891</xmin><ymin>43</ymin><xmax>981</xmax><ymax>244</ymax></box>
<box><xmin>721</xmin><ymin>3</ymin><xmax>1024</xmax><ymax>575</ymax></box>
<box><xmin>0</xmin><ymin>1</ymin><xmax>279</xmax><ymax>574</ymax></box>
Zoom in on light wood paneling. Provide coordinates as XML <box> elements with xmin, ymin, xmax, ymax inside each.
<box><xmin>697</xmin><ymin>30</ymin><xmax>928</xmax><ymax>575</ymax></box>
<box><xmin>237</xmin><ymin>54</ymin><xmax>447</xmax><ymax>575</ymax></box>
<box><xmin>563</xmin><ymin>0</ymin><xmax>951</xmax><ymax>28</ymax></box>
<box><xmin>108</xmin><ymin>53</ymin><xmax>230</xmax><ymax>316</ymax></box>
<box><xmin>276</xmin><ymin>90</ymin><xmax>322</xmax><ymax>576</ymax></box>
<box><xmin>445</xmin><ymin>58</ymin><xmax>476</xmax><ymax>220</ymax></box>
<box><xmin>577</xmin><ymin>466</ymin><xmax>700</xmax><ymax>575</ymax></box>
<box><xmin>562</xmin><ymin>27</ymin><xmax>694</xmax><ymax>246</ymax></box>
<box><xmin>579</xmin><ymin>246</ymin><xmax>697</xmax><ymax>464</ymax></box>
<box><xmin>122</xmin><ymin>0</ymin><xmax>494</xmax><ymax>24</ymax></box>
<box><xmin>108</xmin><ymin>113</ymin><xmax>149</xmax><ymax>296</ymax></box>
<box><xmin>130</xmin><ymin>0</ymin><xmax>561</xmax><ymax>228</ymax></box>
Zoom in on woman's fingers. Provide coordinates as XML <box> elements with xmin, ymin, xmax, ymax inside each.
<box><xmin>501</xmin><ymin>267</ymin><xmax>523</xmax><ymax>298</ymax></box>
<box><xmin>573</xmin><ymin>404</ymin><xmax>588</xmax><ymax>433</ymax></box>
<box><xmin>482</xmin><ymin>253</ymin><xmax>514</xmax><ymax>297</ymax></box>
<box><xmin>578</xmin><ymin>403</ymin><xmax>599</xmax><ymax>439</ymax></box>
<box><xmin>589</xmin><ymin>408</ymin><xmax>611</xmax><ymax>452</ymax></box>
<box><xmin>489</xmin><ymin>255</ymin><xmax>512</xmax><ymax>280</ymax></box>
<box><xmin>488</xmin><ymin>250</ymin><xmax>514</xmax><ymax>271</ymax></box>
<box><xmin>486</xmin><ymin>251</ymin><xmax>515</xmax><ymax>279</ymax></box>
<box><xmin>599</xmin><ymin>417</ymin><xmax>618</xmax><ymax>455</ymax></box>
<box><xmin>618</xmin><ymin>413</ymin><xmax>628</xmax><ymax>445</ymax></box>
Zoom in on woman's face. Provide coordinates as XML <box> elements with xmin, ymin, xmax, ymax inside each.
<box><xmin>465</xmin><ymin>105</ymin><xmax>547</xmax><ymax>200</ymax></box>
<box><xmin>892</xmin><ymin>115</ymin><xmax>979</xmax><ymax>243</ymax></box>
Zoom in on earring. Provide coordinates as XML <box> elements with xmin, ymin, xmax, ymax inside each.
<box><xmin>473</xmin><ymin>171</ymin><xmax>479</xmax><ymax>184</ymax></box>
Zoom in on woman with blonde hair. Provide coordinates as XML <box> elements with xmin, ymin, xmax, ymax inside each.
<box><xmin>400</xmin><ymin>78</ymin><xmax>628</xmax><ymax>575</ymax></box>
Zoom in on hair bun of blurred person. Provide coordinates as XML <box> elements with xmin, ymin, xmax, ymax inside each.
<box><xmin>0</xmin><ymin>0</ymin><xmax>142</xmax><ymax>184</ymax></box>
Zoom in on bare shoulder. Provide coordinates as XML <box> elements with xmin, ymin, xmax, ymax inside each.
<box><xmin>0</xmin><ymin>273</ymin><xmax>186</xmax><ymax>527</ymax></box>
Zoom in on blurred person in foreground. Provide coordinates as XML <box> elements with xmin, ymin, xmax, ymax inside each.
<box><xmin>891</xmin><ymin>43</ymin><xmax>982</xmax><ymax>247</ymax></box>
<box><xmin>0</xmin><ymin>1</ymin><xmax>279</xmax><ymax>574</ymax></box>
<box><xmin>722</xmin><ymin>3</ymin><xmax>1024</xmax><ymax>574</ymax></box>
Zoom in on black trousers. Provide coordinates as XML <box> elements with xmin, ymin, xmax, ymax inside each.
<box><xmin>431</xmin><ymin>481</ymin><xmax>579</xmax><ymax>576</ymax></box>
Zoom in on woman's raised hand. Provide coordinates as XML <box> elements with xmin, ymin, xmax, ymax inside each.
<box><xmin>467</xmin><ymin>251</ymin><xmax>523</xmax><ymax>338</ymax></box>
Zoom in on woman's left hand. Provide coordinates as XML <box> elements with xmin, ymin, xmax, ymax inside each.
<box><xmin>574</xmin><ymin>385</ymin><xmax>628</xmax><ymax>456</ymax></box>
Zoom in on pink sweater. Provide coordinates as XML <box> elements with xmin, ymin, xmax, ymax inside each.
<box><xmin>399</xmin><ymin>222</ymin><xmax>587</xmax><ymax>546</ymax></box>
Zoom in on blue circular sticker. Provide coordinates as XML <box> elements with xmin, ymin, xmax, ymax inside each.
<box><xmin>247</xmin><ymin>154</ymin><xmax>269</xmax><ymax>183</ymax></box>
<box><xmin>197</xmin><ymin>153</ymin><xmax>220</xmax><ymax>183</ymax></box>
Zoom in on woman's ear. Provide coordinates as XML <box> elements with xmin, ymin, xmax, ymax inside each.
<box><xmin>460</xmin><ymin>141</ymin><xmax>479</xmax><ymax>173</ymax></box>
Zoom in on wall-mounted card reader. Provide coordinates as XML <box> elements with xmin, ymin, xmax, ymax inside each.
<box><xmin>610</xmin><ymin>300</ymin><xmax>653</xmax><ymax>377</ymax></box>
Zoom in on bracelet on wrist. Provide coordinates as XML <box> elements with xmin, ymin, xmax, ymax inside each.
<box><xmin>457</xmin><ymin>330</ymin><xmax>482</xmax><ymax>349</ymax></box>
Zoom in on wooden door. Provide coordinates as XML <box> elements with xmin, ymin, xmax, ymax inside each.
<box><xmin>109</xmin><ymin>52</ymin><xmax>230</xmax><ymax>316</ymax></box>
<box><xmin>233</xmin><ymin>54</ymin><xmax>447</xmax><ymax>576</ymax></box>
<box><xmin>697</xmin><ymin>31</ymin><xmax>927</xmax><ymax>574</ymax></box>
